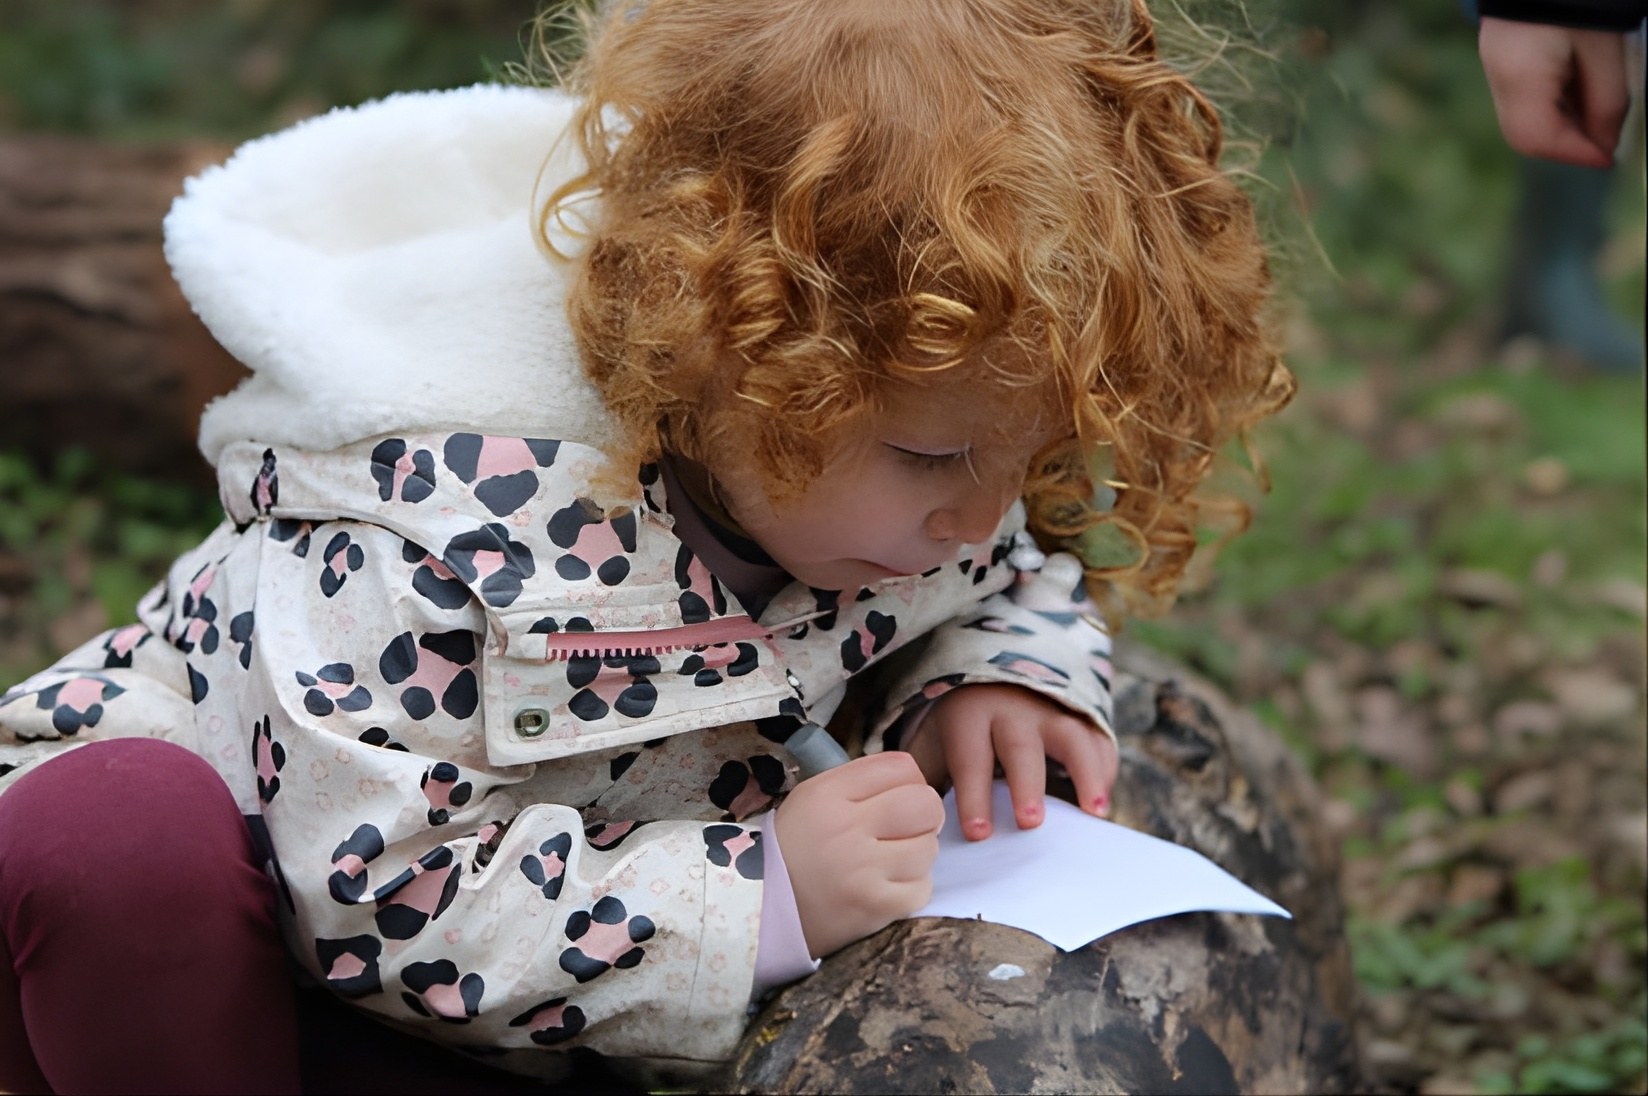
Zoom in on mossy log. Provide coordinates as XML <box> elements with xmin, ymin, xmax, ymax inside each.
<box><xmin>718</xmin><ymin>647</ymin><xmax>1364</xmax><ymax>1095</ymax></box>
<box><xmin>0</xmin><ymin>135</ymin><xmax>241</xmax><ymax>481</ymax></box>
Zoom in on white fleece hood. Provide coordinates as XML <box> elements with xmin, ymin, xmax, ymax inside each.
<box><xmin>166</xmin><ymin>84</ymin><xmax>617</xmax><ymax>468</ymax></box>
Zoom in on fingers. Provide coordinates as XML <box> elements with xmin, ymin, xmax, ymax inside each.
<box><xmin>1572</xmin><ymin>30</ymin><xmax>1631</xmax><ymax>159</ymax></box>
<box><xmin>1507</xmin><ymin>95</ymin><xmax>1614</xmax><ymax>166</ymax></box>
<box><xmin>1491</xmin><ymin>65</ymin><xmax>1612</xmax><ymax>166</ymax></box>
<box><xmin>1049</xmin><ymin>719</ymin><xmax>1119</xmax><ymax>818</ymax></box>
<box><xmin>866</xmin><ymin>781</ymin><xmax>945</xmax><ymax>841</ymax></box>
<box><xmin>939</xmin><ymin>704</ymin><xmax>999</xmax><ymax>842</ymax></box>
<box><xmin>822</xmin><ymin>750</ymin><xmax>927</xmax><ymax>802</ymax></box>
<box><xmin>1479</xmin><ymin>18</ymin><xmax>1619</xmax><ymax>167</ymax></box>
<box><xmin>992</xmin><ymin>721</ymin><xmax>1048</xmax><ymax>832</ymax></box>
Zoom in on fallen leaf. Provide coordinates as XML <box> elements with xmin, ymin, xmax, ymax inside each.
<box><xmin>1394</xmin><ymin>834</ymin><xmax>1454</xmax><ymax>873</ymax></box>
<box><xmin>1438</xmin><ymin>568</ymin><xmax>1522</xmax><ymax>610</ymax></box>
<box><xmin>1443</xmin><ymin>778</ymin><xmax>1484</xmax><ymax>818</ymax></box>
<box><xmin>1492</xmin><ymin>770</ymin><xmax>1555</xmax><ymax>814</ymax></box>
<box><xmin>1603</xmin><ymin>811</ymin><xmax>1648</xmax><ymax>874</ymax></box>
<box><xmin>1529</xmin><ymin>548</ymin><xmax>1568</xmax><ymax>588</ymax></box>
<box><xmin>1491</xmin><ymin>700</ymin><xmax>1563</xmax><ymax>746</ymax></box>
<box><xmin>1433</xmin><ymin>390</ymin><xmax>1520</xmax><ymax>434</ymax></box>
<box><xmin>1521</xmin><ymin>456</ymin><xmax>1569</xmax><ymax>496</ymax></box>
<box><xmin>1445</xmin><ymin>863</ymin><xmax>1504</xmax><ymax>907</ymax></box>
<box><xmin>1589</xmin><ymin>578</ymin><xmax>1648</xmax><ymax>618</ymax></box>
<box><xmin>1539</xmin><ymin>667</ymin><xmax>1640</xmax><ymax>726</ymax></box>
<box><xmin>1354</xmin><ymin>685</ymin><xmax>1437</xmax><ymax>776</ymax></box>
<box><xmin>1480</xmin><ymin>817</ymin><xmax>1586</xmax><ymax>869</ymax></box>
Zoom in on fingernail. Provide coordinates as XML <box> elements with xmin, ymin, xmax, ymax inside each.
<box><xmin>966</xmin><ymin>817</ymin><xmax>991</xmax><ymax>837</ymax></box>
<box><xmin>1092</xmin><ymin>795</ymin><xmax>1109</xmax><ymax>814</ymax></box>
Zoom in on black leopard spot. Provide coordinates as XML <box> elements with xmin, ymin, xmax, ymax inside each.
<box><xmin>509</xmin><ymin>998</ymin><xmax>586</xmax><ymax>1046</ymax></box>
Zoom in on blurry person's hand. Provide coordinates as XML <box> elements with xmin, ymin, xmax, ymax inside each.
<box><xmin>1479</xmin><ymin>17</ymin><xmax>1630</xmax><ymax>167</ymax></box>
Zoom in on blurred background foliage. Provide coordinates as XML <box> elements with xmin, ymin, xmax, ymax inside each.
<box><xmin>0</xmin><ymin>1</ymin><xmax>1643</xmax><ymax>1093</ymax></box>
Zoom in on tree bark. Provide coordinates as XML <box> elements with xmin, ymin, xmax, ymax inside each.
<box><xmin>0</xmin><ymin>135</ymin><xmax>243</xmax><ymax>483</ymax></box>
<box><xmin>719</xmin><ymin>646</ymin><xmax>1364</xmax><ymax>1095</ymax></box>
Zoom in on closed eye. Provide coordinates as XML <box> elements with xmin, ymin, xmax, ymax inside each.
<box><xmin>885</xmin><ymin>443</ymin><xmax>971</xmax><ymax>471</ymax></box>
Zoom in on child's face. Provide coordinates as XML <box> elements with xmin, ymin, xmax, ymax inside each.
<box><xmin>713</xmin><ymin>380</ymin><xmax>1057</xmax><ymax>592</ymax></box>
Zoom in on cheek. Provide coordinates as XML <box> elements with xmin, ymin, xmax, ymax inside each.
<box><xmin>770</xmin><ymin>477</ymin><xmax>917</xmax><ymax>556</ymax></box>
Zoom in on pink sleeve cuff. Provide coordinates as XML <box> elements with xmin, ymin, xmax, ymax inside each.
<box><xmin>752</xmin><ymin>812</ymin><xmax>820</xmax><ymax>999</ymax></box>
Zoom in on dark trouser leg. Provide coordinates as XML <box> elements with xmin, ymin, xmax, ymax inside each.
<box><xmin>1504</xmin><ymin>157</ymin><xmax>1644</xmax><ymax>373</ymax></box>
<box><xmin>0</xmin><ymin>739</ymin><xmax>301</xmax><ymax>1094</ymax></box>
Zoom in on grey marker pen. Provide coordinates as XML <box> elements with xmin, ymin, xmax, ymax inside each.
<box><xmin>784</xmin><ymin>721</ymin><xmax>851</xmax><ymax>779</ymax></box>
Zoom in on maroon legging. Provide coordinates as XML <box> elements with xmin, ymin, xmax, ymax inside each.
<box><xmin>0</xmin><ymin>739</ymin><xmax>634</xmax><ymax>1095</ymax></box>
<box><xmin>0</xmin><ymin>739</ymin><xmax>301</xmax><ymax>1094</ymax></box>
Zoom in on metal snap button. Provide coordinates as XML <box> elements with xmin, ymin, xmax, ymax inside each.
<box><xmin>513</xmin><ymin>706</ymin><xmax>550</xmax><ymax>738</ymax></box>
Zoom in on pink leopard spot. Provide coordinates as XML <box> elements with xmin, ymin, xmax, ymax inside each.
<box><xmin>188</xmin><ymin>565</ymin><xmax>217</xmax><ymax>601</ymax></box>
<box><xmin>256</xmin><ymin>746</ymin><xmax>280</xmax><ymax>785</ymax></box>
<box><xmin>697</xmin><ymin>644</ymin><xmax>738</xmax><ymax>670</ymax></box>
<box><xmin>527</xmin><ymin>1002</ymin><xmax>568</xmax><ymax>1032</ymax></box>
<box><xmin>568</xmin><ymin>518</ymin><xmax>626</xmax><ymax>564</ymax></box>
<box><xmin>726</xmin><ymin>786</ymin><xmax>772</xmax><ymax>821</ymax></box>
<box><xmin>58</xmin><ymin>678</ymin><xmax>107</xmax><ymax>709</ymax></box>
<box><xmin>327</xmin><ymin>953</ymin><xmax>367</xmax><ymax>980</ymax></box>
<box><xmin>404</xmin><ymin>654</ymin><xmax>463</xmax><ymax>697</ymax></box>
<box><xmin>588</xmin><ymin>820</ymin><xmax>634</xmax><ymax>845</ymax></box>
<box><xmin>575</xmin><ymin>918</ymin><xmax>643</xmax><ymax>966</ymax></box>
<box><xmin>108</xmin><ymin>625</ymin><xmax>145</xmax><ymax>658</ymax></box>
<box><xmin>392</xmin><ymin>452</ymin><xmax>418</xmax><ymax>495</ymax></box>
<box><xmin>474</xmin><ymin>436</ymin><xmax>538</xmax><ymax>480</ymax></box>
<box><xmin>719</xmin><ymin>830</ymin><xmax>758</xmax><ymax>862</ymax></box>
<box><xmin>387</xmin><ymin>863</ymin><xmax>456</xmax><ymax>917</ymax></box>
<box><xmin>468</xmin><ymin>549</ymin><xmax>506</xmax><ymax>582</ymax></box>
<box><xmin>680</xmin><ymin>554</ymin><xmax>717</xmax><ymax>602</ymax></box>
<box><xmin>423</xmin><ymin>779</ymin><xmax>462</xmax><ymax>813</ymax></box>
<box><xmin>420</xmin><ymin>982</ymin><xmax>470</xmax><ymax>1020</ymax></box>
<box><xmin>588</xmin><ymin>665</ymin><xmax>642</xmax><ymax>706</ymax></box>
<box><xmin>998</xmin><ymin>658</ymin><xmax>1065</xmax><ymax>685</ymax></box>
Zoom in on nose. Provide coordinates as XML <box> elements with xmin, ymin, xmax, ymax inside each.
<box><xmin>924</xmin><ymin>486</ymin><xmax>1012</xmax><ymax>546</ymax></box>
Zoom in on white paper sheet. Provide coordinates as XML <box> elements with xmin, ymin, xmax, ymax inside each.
<box><xmin>911</xmin><ymin>782</ymin><xmax>1291</xmax><ymax>951</ymax></box>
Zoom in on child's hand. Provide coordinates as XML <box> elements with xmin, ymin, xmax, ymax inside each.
<box><xmin>904</xmin><ymin>683</ymin><xmax>1117</xmax><ymax>842</ymax></box>
<box><xmin>773</xmin><ymin>752</ymin><xmax>944</xmax><ymax>959</ymax></box>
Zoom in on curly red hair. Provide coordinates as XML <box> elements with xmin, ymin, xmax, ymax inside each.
<box><xmin>539</xmin><ymin>0</ymin><xmax>1292</xmax><ymax>615</ymax></box>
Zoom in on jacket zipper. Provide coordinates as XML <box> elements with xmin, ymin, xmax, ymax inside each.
<box><xmin>539</xmin><ymin>615</ymin><xmax>773</xmax><ymax>660</ymax></box>
<box><xmin>535</xmin><ymin>610</ymin><xmax>849</xmax><ymax>777</ymax></box>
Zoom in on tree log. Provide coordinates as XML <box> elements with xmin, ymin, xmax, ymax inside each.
<box><xmin>719</xmin><ymin>647</ymin><xmax>1364</xmax><ymax>1095</ymax></box>
<box><xmin>0</xmin><ymin>135</ymin><xmax>242</xmax><ymax>483</ymax></box>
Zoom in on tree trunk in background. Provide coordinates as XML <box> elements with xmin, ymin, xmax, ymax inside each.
<box><xmin>0</xmin><ymin>135</ymin><xmax>242</xmax><ymax>484</ymax></box>
<box><xmin>719</xmin><ymin>647</ymin><xmax>1364</xmax><ymax>1095</ymax></box>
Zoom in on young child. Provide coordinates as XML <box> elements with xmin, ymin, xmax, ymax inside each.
<box><xmin>0</xmin><ymin>0</ymin><xmax>1289</xmax><ymax>1088</ymax></box>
